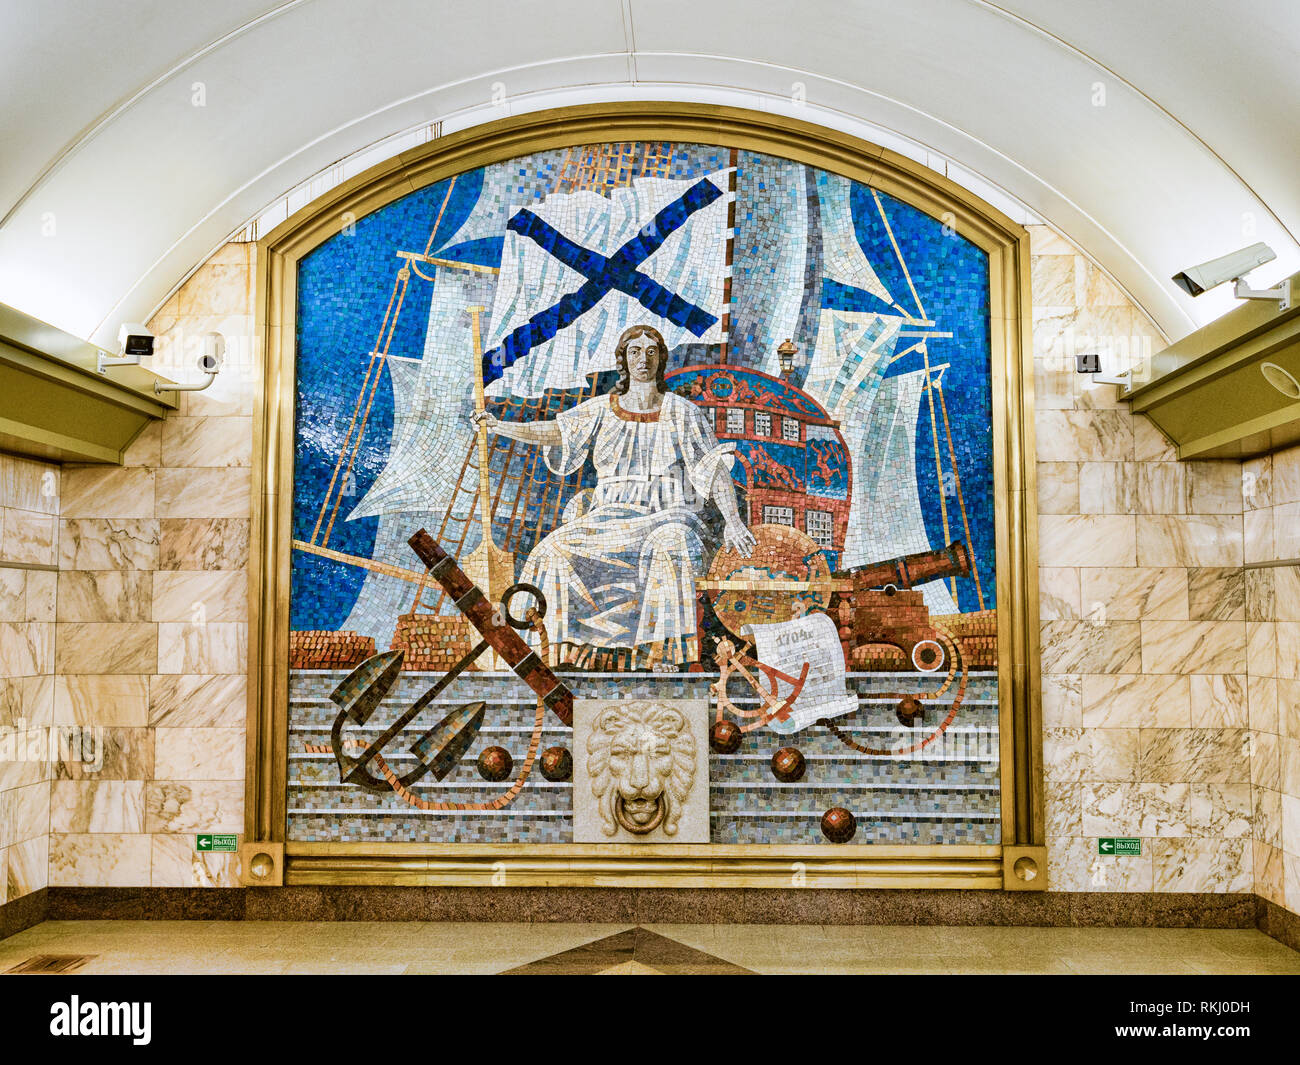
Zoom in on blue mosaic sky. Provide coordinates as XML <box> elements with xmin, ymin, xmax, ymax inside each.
<box><xmin>858</xmin><ymin>189</ymin><xmax>994</xmax><ymax>613</ymax></box>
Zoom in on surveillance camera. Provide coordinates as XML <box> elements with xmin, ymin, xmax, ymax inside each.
<box><xmin>153</xmin><ymin>331</ymin><xmax>227</xmax><ymax>394</ymax></box>
<box><xmin>118</xmin><ymin>322</ymin><xmax>155</xmax><ymax>358</ymax></box>
<box><xmin>1172</xmin><ymin>242</ymin><xmax>1276</xmax><ymax>297</ymax></box>
<box><xmin>1075</xmin><ymin>351</ymin><xmax>1134</xmax><ymax>388</ymax></box>
<box><xmin>197</xmin><ymin>332</ymin><xmax>225</xmax><ymax>374</ymax></box>
<box><xmin>98</xmin><ymin>322</ymin><xmax>155</xmax><ymax>374</ymax></box>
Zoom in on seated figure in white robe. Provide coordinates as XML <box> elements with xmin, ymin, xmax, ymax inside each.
<box><xmin>472</xmin><ymin>325</ymin><xmax>755</xmax><ymax>669</ymax></box>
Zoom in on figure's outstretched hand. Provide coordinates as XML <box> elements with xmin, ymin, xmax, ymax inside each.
<box><xmin>469</xmin><ymin>409</ymin><xmax>497</xmax><ymax>433</ymax></box>
<box><xmin>724</xmin><ymin>520</ymin><xmax>756</xmax><ymax>558</ymax></box>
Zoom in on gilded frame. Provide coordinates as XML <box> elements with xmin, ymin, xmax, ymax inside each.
<box><xmin>248</xmin><ymin>102</ymin><xmax>1041</xmax><ymax>889</ymax></box>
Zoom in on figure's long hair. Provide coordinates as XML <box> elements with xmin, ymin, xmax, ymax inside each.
<box><xmin>611</xmin><ymin>325</ymin><xmax>668</xmax><ymax>395</ymax></box>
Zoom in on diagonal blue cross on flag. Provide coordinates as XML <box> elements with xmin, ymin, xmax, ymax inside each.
<box><xmin>481</xmin><ymin>177</ymin><xmax>724</xmax><ymax>385</ymax></box>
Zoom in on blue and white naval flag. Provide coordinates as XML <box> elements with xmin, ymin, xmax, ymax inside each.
<box><xmin>481</xmin><ymin>172</ymin><xmax>732</xmax><ymax>397</ymax></box>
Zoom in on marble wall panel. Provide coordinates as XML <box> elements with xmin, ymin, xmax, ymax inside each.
<box><xmin>1190</xmin><ymin>674</ymin><xmax>1249</xmax><ymax>728</ymax></box>
<box><xmin>150</xmin><ymin>833</ymin><xmax>240</xmax><ymax>888</ymax></box>
<box><xmin>7</xmin><ymin>834</ymin><xmax>48</xmax><ymax>897</ymax></box>
<box><xmin>158</xmin><ymin>518</ymin><xmax>248</xmax><ymax>571</ymax></box>
<box><xmin>0</xmin><ymin>456</ymin><xmax>58</xmax><ymax>514</ymax></box>
<box><xmin>1040</xmin><ymin>621</ymin><xmax>1143</xmax><ymax>674</ymax></box>
<box><xmin>57</xmin><ymin>571</ymin><xmax>153</xmax><ymax>622</ymax></box>
<box><xmin>1244</xmin><ymin>508</ymin><xmax>1274</xmax><ymax>564</ymax></box>
<box><xmin>53</xmin><ymin>674</ymin><xmax>150</xmax><ymax>727</ymax></box>
<box><xmin>0</xmin><ymin>569</ymin><xmax>26</xmax><ymax>621</ymax></box>
<box><xmin>148</xmin><ymin>674</ymin><xmax>246</xmax><ymax>728</ymax></box>
<box><xmin>144</xmin><ymin>780</ymin><xmax>243</xmax><ymax>833</ymax></box>
<box><xmin>1034</xmin><ymin>410</ymin><xmax>1134</xmax><ymax>463</ymax></box>
<box><xmin>1</xmin><ymin>509</ymin><xmax>56</xmax><ymax>567</ymax></box>
<box><xmin>60</xmin><ymin>467</ymin><xmax>155</xmax><ymax>519</ymax></box>
<box><xmin>1079</xmin><ymin>462</ymin><xmax>1136</xmax><ymax>514</ymax></box>
<box><xmin>53</xmin><ymin>727</ymin><xmax>153</xmax><ymax>781</ymax></box>
<box><xmin>1151</xmin><ymin>839</ymin><xmax>1251</xmax><ymax>893</ymax></box>
<box><xmin>1139</xmin><ymin>620</ymin><xmax>1246</xmax><ymax>675</ymax></box>
<box><xmin>155</xmin><ymin>621</ymin><xmax>246</xmax><ymax>674</ymax></box>
<box><xmin>1038</xmin><ymin>515</ymin><xmax>1136</xmax><ymax>568</ymax></box>
<box><xmin>161</xmin><ymin>416</ymin><xmax>253</xmax><ymax>468</ymax></box>
<box><xmin>1037</xmin><ymin>462</ymin><xmax>1078</xmax><ymax>513</ymax></box>
<box><xmin>152</xmin><ymin>728</ymin><xmax>244</xmax><ymax>781</ymax></box>
<box><xmin>25</xmin><ymin>571</ymin><xmax>54</xmax><ymax>622</ymax></box>
<box><xmin>0</xmin><ymin>620</ymin><xmax>52</xmax><ymax>677</ymax></box>
<box><xmin>1137</xmin><ymin>515</ymin><xmax>1243</xmax><ymax>567</ymax></box>
<box><xmin>49</xmin><ymin>780</ymin><xmax>145</xmax><ymax>833</ymax></box>
<box><xmin>1041</xmin><ymin>673</ymin><xmax>1082</xmax><ymax>727</ymax></box>
<box><xmin>1038</xmin><ymin>567</ymin><xmax>1081</xmax><ymax>620</ymax></box>
<box><xmin>1078</xmin><ymin>567</ymin><xmax>1187</xmax><ymax>621</ymax></box>
<box><xmin>1185</xmin><ymin>462</ymin><xmax>1244</xmax><ymax>515</ymax></box>
<box><xmin>59</xmin><ymin>519</ymin><xmax>159</xmax><ymax>571</ymax></box>
<box><xmin>1080</xmin><ymin>673</ymin><xmax>1190</xmax><ymax>729</ymax></box>
<box><xmin>152</xmin><ymin>571</ymin><xmax>247</xmax><ymax>623</ymax></box>
<box><xmin>1186</xmin><ymin>567</ymin><xmax>1245</xmax><ymax>621</ymax></box>
<box><xmin>1138</xmin><ymin>728</ymin><xmax>1249</xmax><ymax>784</ymax></box>
<box><xmin>54</xmin><ymin>622</ymin><xmax>157</xmax><ymax>674</ymax></box>
<box><xmin>48</xmin><ymin>833</ymin><xmax>152</xmax><ymax>887</ymax></box>
<box><xmin>154</xmin><ymin>468</ymin><xmax>251</xmax><ymax>519</ymax></box>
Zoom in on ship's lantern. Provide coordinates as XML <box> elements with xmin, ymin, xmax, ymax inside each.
<box><xmin>777</xmin><ymin>337</ymin><xmax>799</xmax><ymax>377</ymax></box>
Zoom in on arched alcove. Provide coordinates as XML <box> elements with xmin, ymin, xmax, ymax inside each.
<box><xmin>244</xmin><ymin>103</ymin><xmax>1043</xmax><ymax>888</ymax></box>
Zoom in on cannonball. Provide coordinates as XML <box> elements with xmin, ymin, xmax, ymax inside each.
<box><xmin>477</xmin><ymin>746</ymin><xmax>513</xmax><ymax>782</ymax></box>
<box><xmin>770</xmin><ymin>746</ymin><xmax>806</xmax><ymax>783</ymax></box>
<box><xmin>821</xmin><ymin>806</ymin><xmax>857</xmax><ymax>844</ymax></box>
<box><xmin>895</xmin><ymin>696</ymin><xmax>925</xmax><ymax>727</ymax></box>
<box><xmin>710</xmin><ymin>720</ymin><xmax>742</xmax><ymax>754</ymax></box>
<box><xmin>539</xmin><ymin>746</ymin><xmax>572</xmax><ymax>782</ymax></box>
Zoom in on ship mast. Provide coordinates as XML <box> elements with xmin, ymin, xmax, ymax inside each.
<box><xmin>469</xmin><ymin>305</ymin><xmax>492</xmax><ymax>592</ymax></box>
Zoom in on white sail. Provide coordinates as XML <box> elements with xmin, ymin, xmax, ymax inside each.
<box><xmin>339</xmin><ymin>507</ymin><xmax>441</xmax><ymax>649</ymax></box>
<box><xmin>802</xmin><ymin>307</ymin><xmax>902</xmax><ymax>416</ymax></box>
<box><xmin>345</xmin><ymin>266</ymin><xmax>492</xmax><ymax>520</ymax></box>
<box><xmin>842</xmin><ymin>365</ymin><xmax>958</xmax><ymax>615</ymax></box>
<box><xmin>335</xmin><ymin>358</ymin><xmax>446</xmax><ymax>647</ymax></box>
<box><xmin>385</xmin><ymin>357</ymin><xmax>419</xmax><ymax>421</ymax></box>
<box><xmin>484</xmin><ymin>172</ymin><xmax>731</xmax><ymax>397</ymax></box>
<box><xmin>800</xmin><ymin>176</ymin><xmax>958</xmax><ymax>611</ymax></box>
<box><xmin>815</xmin><ymin>171</ymin><xmax>892</xmax><ymax>305</ymax></box>
<box><xmin>436</xmin><ymin>159</ymin><xmax>528</xmax><ymax>249</ymax></box>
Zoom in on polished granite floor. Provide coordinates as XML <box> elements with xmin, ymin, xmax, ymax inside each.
<box><xmin>2</xmin><ymin>921</ymin><xmax>1300</xmax><ymax>974</ymax></box>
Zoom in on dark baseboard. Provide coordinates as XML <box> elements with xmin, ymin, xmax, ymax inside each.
<box><xmin>0</xmin><ymin>888</ymin><xmax>48</xmax><ymax>941</ymax></box>
<box><xmin>1256</xmin><ymin>897</ymin><xmax>1300</xmax><ymax>953</ymax></box>
<box><xmin>5</xmin><ymin>887</ymin><xmax>1290</xmax><ymax>952</ymax></box>
<box><xmin>34</xmin><ymin>886</ymin><xmax>1267</xmax><ymax>930</ymax></box>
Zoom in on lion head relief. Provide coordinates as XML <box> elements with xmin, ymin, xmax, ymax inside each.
<box><xmin>585</xmin><ymin>701</ymin><xmax>698</xmax><ymax>836</ymax></box>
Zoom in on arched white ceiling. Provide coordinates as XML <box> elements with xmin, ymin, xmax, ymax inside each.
<box><xmin>1</xmin><ymin>0</ymin><xmax>1297</xmax><ymax>348</ymax></box>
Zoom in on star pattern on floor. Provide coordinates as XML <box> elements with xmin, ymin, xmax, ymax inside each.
<box><xmin>500</xmin><ymin>926</ymin><xmax>754</xmax><ymax>975</ymax></box>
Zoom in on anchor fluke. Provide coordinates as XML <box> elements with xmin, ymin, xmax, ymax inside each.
<box><xmin>330</xmin><ymin>649</ymin><xmax>404</xmax><ymax>726</ymax></box>
<box><xmin>410</xmin><ymin>701</ymin><xmax>487</xmax><ymax>781</ymax></box>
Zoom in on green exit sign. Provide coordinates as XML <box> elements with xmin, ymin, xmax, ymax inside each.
<box><xmin>196</xmin><ymin>834</ymin><xmax>238</xmax><ymax>852</ymax></box>
<box><xmin>1097</xmin><ymin>837</ymin><xmax>1141</xmax><ymax>856</ymax></box>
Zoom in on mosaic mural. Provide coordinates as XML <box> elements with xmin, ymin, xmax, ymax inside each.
<box><xmin>288</xmin><ymin>141</ymin><xmax>999</xmax><ymax>846</ymax></box>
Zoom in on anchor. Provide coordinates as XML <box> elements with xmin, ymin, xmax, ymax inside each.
<box><xmin>325</xmin><ymin>529</ymin><xmax>574</xmax><ymax>793</ymax></box>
